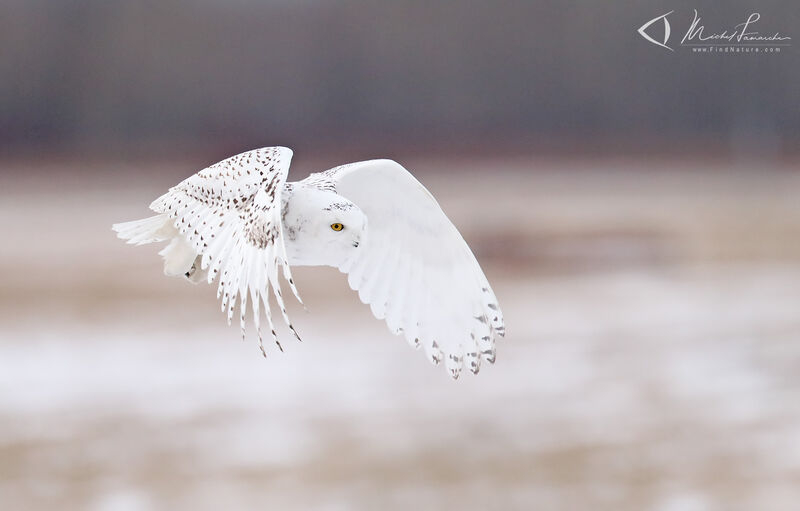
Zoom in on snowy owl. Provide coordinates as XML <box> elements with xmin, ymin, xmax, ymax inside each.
<box><xmin>113</xmin><ymin>147</ymin><xmax>504</xmax><ymax>378</ymax></box>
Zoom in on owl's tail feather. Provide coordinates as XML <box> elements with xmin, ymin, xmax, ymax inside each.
<box><xmin>113</xmin><ymin>214</ymin><xmax>199</xmax><ymax>280</ymax></box>
<box><xmin>112</xmin><ymin>214</ymin><xmax>173</xmax><ymax>245</ymax></box>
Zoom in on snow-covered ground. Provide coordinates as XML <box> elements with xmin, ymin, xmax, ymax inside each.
<box><xmin>1</xmin><ymin>160</ymin><xmax>799</xmax><ymax>510</ymax></box>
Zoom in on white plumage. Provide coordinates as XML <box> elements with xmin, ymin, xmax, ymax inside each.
<box><xmin>113</xmin><ymin>146</ymin><xmax>504</xmax><ymax>378</ymax></box>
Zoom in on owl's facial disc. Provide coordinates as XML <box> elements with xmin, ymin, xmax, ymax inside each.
<box><xmin>323</xmin><ymin>200</ymin><xmax>366</xmax><ymax>250</ymax></box>
<box><xmin>282</xmin><ymin>186</ymin><xmax>367</xmax><ymax>267</ymax></box>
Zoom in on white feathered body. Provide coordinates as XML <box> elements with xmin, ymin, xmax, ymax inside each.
<box><xmin>114</xmin><ymin>184</ymin><xmax>366</xmax><ymax>273</ymax></box>
<box><xmin>113</xmin><ymin>147</ymin><xmax>504</xmax><ymax>378</ymax></box>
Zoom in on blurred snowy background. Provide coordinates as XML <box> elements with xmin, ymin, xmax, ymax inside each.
<box><xmin>1</xmin><ymin>1</ymin><xmax>799</xmax><ymax>510</ymax></box>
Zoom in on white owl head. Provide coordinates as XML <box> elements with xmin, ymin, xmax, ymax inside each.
<box><xmin>282</xmin><ymin>186</ymin><xmax>367</xmax><ymax>267</ymax></box>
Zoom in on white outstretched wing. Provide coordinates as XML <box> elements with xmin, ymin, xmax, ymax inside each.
<box><xmin>149</xmin><ymin>146</ymin><xmax>302</xmax><ymax>355</ymax></box>
<box><xmin>314</xmin><ymin>160</ymin><xmax>504</xmax><ymax>378</ymax></box>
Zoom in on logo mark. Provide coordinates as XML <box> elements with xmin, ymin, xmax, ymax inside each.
<box><xmin>638</xmin><ymin>11</ymin><xmax>674</xmax><ymax>51</ymax></box>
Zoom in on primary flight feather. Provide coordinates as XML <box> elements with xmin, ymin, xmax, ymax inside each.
<box><xmin>113</xmin><ymin>147</ymin><xmax>504</xmax><ymax>378</ymax></box>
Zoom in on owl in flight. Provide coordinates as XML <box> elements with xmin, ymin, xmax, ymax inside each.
<box><xmin>113</xmin><ymin>147</ymin><xmax>504</xmax><ymax>378</ymax></box>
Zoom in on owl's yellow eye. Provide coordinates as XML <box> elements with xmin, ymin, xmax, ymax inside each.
<box><xmin>330</xmin><ymin>223</ymin><xmax>344</xmax><ymax>231</ymax></box>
